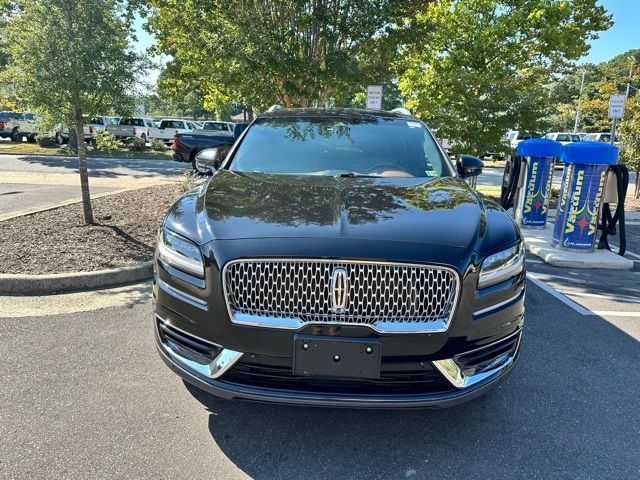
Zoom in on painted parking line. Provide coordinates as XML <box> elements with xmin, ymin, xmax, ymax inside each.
<box><xmin>526</xmin><ymin>274</ymin><xmax>592</xmax><ymax>316</ymax></box>
<box><xmin>527</xmin><ymin>272</ymin><xmax>640</xmax><ymax>318</ymax></box>
<box><xmin>591</xmin><ymin>311</ymin><xmax>640</xmax><ymax>318</ymax></box>
<box><xmin>555</xmin><ymin>289</ymin><xmax>640</xmax><ymax>304</ymax></box>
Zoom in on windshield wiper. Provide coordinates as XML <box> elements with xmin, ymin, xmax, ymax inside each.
<box><xmin>337</xmin><ymin>172</ymin><xmax>378</xmax><ymax>178</ymax></box>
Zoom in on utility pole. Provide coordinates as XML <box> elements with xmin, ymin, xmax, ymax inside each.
<box><xmin>573</xmin><ymin>70</ymin><xmax>586</xmax><ymax>133</ymax></box>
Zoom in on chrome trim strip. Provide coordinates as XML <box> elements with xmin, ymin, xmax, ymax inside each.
<box><xmin>221</xmin><ymin>258</ymin><xmax>461</xmax><ymax>334</ymax></box>
<box><xmin>156</xmin><ymin>317</ymin><xmax>243</xmax><ymax>379</ymax></box>
<box><xmin>229</xmin><ymin>312</ymin><xmax>450</xmax><ymax>334</ymax></box>
<box><xmin>473</xmin><ymin>289</ymin><xmax>525</xmax><ymax>317</ymax></box>
<box><xmin>156</xmin><ymin>275</ymin><xmax>208</xmax><ymax>311</ymax></box>
<box><xmin>432</xmin><ymin>330</ymin><xmax>522</xmax><ymax>389</ymax></box>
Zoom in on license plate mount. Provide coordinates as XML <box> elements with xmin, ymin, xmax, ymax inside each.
<box><xmin>293</xmin><ymin>335</ymin><xmax>381</xmax><ymax>379</ymax></box>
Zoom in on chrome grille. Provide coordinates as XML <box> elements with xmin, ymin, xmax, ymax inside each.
<box><xmin>223</xmin><ymin>259</ymin><xmax>459</xmax><ymax>333</ymax></box>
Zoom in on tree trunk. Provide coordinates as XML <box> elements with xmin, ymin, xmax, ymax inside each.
<box><xmin>246</xmin><ymin>105</ymin><xmax>254</xmax><ymax>122</ymax></box>
<box><xmin>74</xmin><ymin>107</ymin><xmax>94</xmax><ymax>224</ymax></box>
<box><xmin>635</xmin><ymin>170</ymin><xmax>639</xmax><ymax>199</ymax></box>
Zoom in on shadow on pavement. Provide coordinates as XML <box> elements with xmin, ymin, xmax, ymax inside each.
<box><xmin>529</xmin><ymin>261</ymin><xmax>640</xmax><ymax>299</ymax></box>
<box><xmin>18</xmin><ymin>154</ymin><xmax>186</xmax><ymax>179</ymax></box>
<box><xmin>184</xmin><ymin>282</ymin><xmax>640</xmax><ymax>479</ymax></box>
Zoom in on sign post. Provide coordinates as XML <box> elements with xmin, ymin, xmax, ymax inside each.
<box><xmin>366</xmin><ymin>85</ymin><xmax>383</xmax><ymax>110</ymax></box>
<box><xmin>608</xmin><ymin>94</ymin><xmax>626</xmax><ymax>145</ymax></box>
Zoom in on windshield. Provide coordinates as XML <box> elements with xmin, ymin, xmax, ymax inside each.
<box><xmin>203</xmin><ymin>122</ymin><xmax>230</xmax><ymax>131</ymax></box>
<box><xmin>556</xmin><ymin>133</ymin><xmax>581</xmax><ymax>142</ymax></box>
<box><xmin>229</xmin><ymin>116</ymin><xmax>449</xmax><ymax>178</ymax></box>
<box><xmin>517</xmin><ymin>132</ymin><xmax>541</xmax><ymax>140</ymax></box>
<box><xmin>504</xmin><ymin>131</ymin><xmax>517</xmax><ymax>141</ymax></box>
<box><xmin>120</xmin><ymin>118</ymin><xmax>144</xmax><ymax>126</ymax></box>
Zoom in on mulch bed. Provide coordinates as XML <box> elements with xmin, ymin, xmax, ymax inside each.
<box><xmin>0</xmin><ymin>184</ymin><xmax>185</xmax><ymax>274</ymax></box>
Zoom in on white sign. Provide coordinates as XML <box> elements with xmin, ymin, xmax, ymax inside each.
<box><xmin>366</xmin><ymin>85</ymin><xmax>383</xmax><ymax>110</ymax></box>
<box><xmin>608</xmin><ymin>94</ymin><xmax>626</xmax><ymax>119</ymax></box>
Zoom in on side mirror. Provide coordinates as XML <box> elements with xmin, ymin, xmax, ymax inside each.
<box><xmin>233</xmin><ymin>123</ymin><xmax>249</xmax><ymax>140</ymax></box>
<box><xmin>194</xmin><ymin>148</ymin><xmax>221</xmax><ymax>174</ymax></box>
<box><xmin>457</xmin><ymin>154</ymin><xmax>484</xmax><ymax>178</ymax></box>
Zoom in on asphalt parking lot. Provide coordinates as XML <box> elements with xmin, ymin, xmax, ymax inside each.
<box><xmin>1</xmin><ymin>257</ymin><xmax>639</xmax><ymax>479</ymax></box>
<box><xmin>0</xmin><ymin>153</ymin><xmax>185</xmax><ymax>219</ymax></box>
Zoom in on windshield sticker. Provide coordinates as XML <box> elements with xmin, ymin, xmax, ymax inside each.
<box><xmin>425</xmin><ymin>170</ymin><xmax>438</xmax><ymax>176</ymax></box>
<box><xmin>407</xmin><ymin>121</ymin><xmax>421</xmax><ymax>128</ymax></box>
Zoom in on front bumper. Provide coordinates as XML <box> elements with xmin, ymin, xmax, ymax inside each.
<box><xmin>153</xmin><ymin>237</ymin><xmax>525</xmax><ymax>408</ymax></box>
<box><xmin>155</xmin><ymin>314</ymin><xmax>522</xmax><ymax>408</ymax></box>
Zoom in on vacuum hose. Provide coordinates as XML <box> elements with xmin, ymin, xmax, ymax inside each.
<box><xmin>598</xmin><ymin>164</ymin><xmax>629</xmax><ymax>256</ymax></box>
<box><xmin>500</xmin><ymin>155</ymin><xmax>524</xmax><ymax>210</ymax></box>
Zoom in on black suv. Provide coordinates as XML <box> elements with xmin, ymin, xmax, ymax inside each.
<box><xmin>153</xmin><ymin>108</ymin><xmax>525</xmax><ymax>408</ymax></box>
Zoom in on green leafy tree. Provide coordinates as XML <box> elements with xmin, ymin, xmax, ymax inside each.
<box><xmin>145</xmin><ymin>0</ymin><xmax>424</xmax><ymax>111</ymax></box>
<box><xmin>398</xmin><ymin>0</ymin><xmax>611</xmax><ymax>155</ymax></box>
<box><xmin>616</xmin><ymin>62</ymin><xmax>640</xmax><ymax>198</ymax></box>
<box><xmin>618</xmin><ymin>98</ymin><xmax>640</xmax><ymax>198</ymax></box>
<box><xmin>2</xmin><ymin>0</ymin><xmax>146</xmax><ymax>223</ymax></box>
<box><xmin>546</xmin><ymin>49</ymin><xmax>640</xmax><ymax>134</ymax></box>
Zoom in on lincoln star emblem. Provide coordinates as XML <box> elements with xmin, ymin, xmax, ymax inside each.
<box><xmin>330</xmin><ymin>267</ymin><xmax>348</xmax><ymax>313</ymax></box>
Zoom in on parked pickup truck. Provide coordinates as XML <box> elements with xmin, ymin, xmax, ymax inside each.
<box><xmin>197</xmin><ymin>121</ymin><xmax>235</xmax><ymax>136</ymax></box>
<box><xmin>56</xmin><ymin>116</ymin><xmax>121</xmax><ymax>144</ymax></box>
<box><xmin>106</xmin><ymin>117</ymin><xmax>156</xmax><ymax>142</ymax></box>
<box><xmin>152</xmin><ymin>118</ymin><xmax>199</xmax><ymax>144</ymax></box>
<box><xmin>172</xmin><ymin>125</ymin><xmax>248</xmax><ymax>172</ymax></box>
<box><xmin>0</xmin><ymin>111</ymin><xmax>39</xmax><ymax>142</ymax></box>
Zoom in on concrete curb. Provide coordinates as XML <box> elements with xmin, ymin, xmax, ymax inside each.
<box><xmin>522</xmin><ymin>228</ymin><xmax>634</xmax><ymax>270</ymax></box>
<box><xmin>0</xmin><ymin>261</ymin><xmax>153</xmax><ymax>295</ymax></box>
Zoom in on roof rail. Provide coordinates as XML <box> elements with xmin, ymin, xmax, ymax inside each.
<box><xmin>390</xmin><ymin>107</ymin><xmax>412</xmax><ymax>116</ymax></box>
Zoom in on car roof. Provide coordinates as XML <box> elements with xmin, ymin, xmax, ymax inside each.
<box><xmin>259</xmin><ymin>107</ymin><xmax>416</xmax><ymax>122</ymax></box>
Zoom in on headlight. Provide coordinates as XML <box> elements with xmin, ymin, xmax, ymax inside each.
<box><xmin>478</xmin><ymin>243</ymin><xmax>524</xmax><ymax>288</ymax></box>
<box><xmin>157</xmin><ymin>228</ymin><xmax>204</xmax><ymax>278</ymax></box>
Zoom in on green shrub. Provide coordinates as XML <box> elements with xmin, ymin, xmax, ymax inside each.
<box><xmin>36</xmin><ymin>134</ymin><xmax>58</xmax><ymax>148</ymax></box>
<box><xmin>126</xmin><ymin>136</ymin><xmax>147</xmax><ymax>152</ymax></box>
<box><xmin>150</xmin><ymin>138</ymin><xmax>166</xmax><ymax>151</ymax></box>
<box><xmin>94</xmin><ymin>130</ymin><xmax>120</xmax><ymax>152</ymax></box>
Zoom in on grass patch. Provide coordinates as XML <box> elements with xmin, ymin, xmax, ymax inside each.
<box><xmin>475</xmin><ymin>185</ymin><xmax>501</xmax><ymax>200</ymax></box>
<box><xmin>0</xmin><ymin>141</ymin><xmax>172</xmax><ymax>160</ymax></box>
<box><xmin>481</xmin><ymin>160</ymin><xmax>507</xmax><ymax>169</ymax></box>
<box><xmin>0</xmin><ymin>142</ymin><xmax>67</xmax><ymax>155</ymax></box>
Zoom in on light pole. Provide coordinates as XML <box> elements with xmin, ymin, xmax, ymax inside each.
<box><xmin>573</xmin><ymin>70</ymin><xmax>586</xmax><ymax>133</ymax></box>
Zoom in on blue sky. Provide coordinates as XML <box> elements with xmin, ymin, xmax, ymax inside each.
<box><xmin>580</xmin><ymin>0</ymin><xmax>640</xmax><ymax>64</ymax></box>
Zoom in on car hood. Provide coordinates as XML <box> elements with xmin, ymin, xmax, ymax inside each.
<box><xmin>165</xmin><ymin>170</ymin><xmax>519</xmax><ymax>253</ymax></box>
